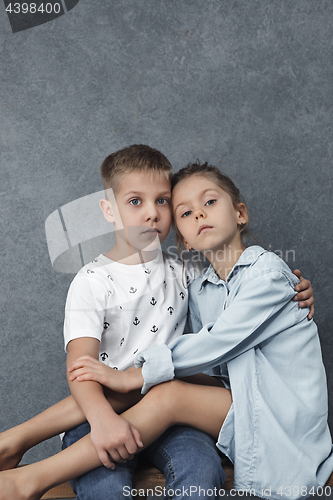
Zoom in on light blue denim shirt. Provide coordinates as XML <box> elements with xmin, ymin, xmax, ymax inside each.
<box><xmin>135</xmin><ymin>246</ymin><xmax>333</xmax><ymax>499</ymax></box>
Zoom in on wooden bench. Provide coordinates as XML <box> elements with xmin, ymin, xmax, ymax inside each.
<box><xmin>40</xmin><ymin>456</ymin><xmax>333</xmax><ymax>499</ymax></box>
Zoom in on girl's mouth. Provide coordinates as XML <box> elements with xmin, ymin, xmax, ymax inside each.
<box><xmin>198</xmin><ymin>225</ymin><xmax>213</xmax><ymax>235</ymax></box>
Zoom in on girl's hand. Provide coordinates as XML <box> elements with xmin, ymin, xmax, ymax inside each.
<box><xmin>68</xmin><ymin>355</ymin><xmax>128</xmax><ymax>393</ymax></box>
<box><xmin>292</xmin><ymin>269</ymin><xmax>314</xmax><ymax>320</ymax></box>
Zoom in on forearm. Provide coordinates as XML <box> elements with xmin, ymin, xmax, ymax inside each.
<box><xmin>68</xmin><ymin>376</ymin><xmax>112</xmax><ymax>423</ymax></box>
<box><xmin>66</xmin><ymin>338</ymin><xmax>116</xmax><ymax>424</ymax></box>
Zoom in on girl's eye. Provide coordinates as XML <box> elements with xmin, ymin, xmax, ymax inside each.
<box><xmin>206</xmin><ymin>199</ymin><xmax>216</xmax><ymax>206</ymax></box>
<box><xmin>181</xmin><ymin>210</ymin><xmax>192</xmax><ymax>218</ymax></box>
<box><xmin>129</xmin><ymin>199</ymin><xmax>141</xmax><ymax>206</ymax></box>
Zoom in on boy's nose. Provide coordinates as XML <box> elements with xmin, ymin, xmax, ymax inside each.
<box><xmin>146</xmin><ymin>204</ymin><xmax>159</xmax><ymax>221</ymax></box>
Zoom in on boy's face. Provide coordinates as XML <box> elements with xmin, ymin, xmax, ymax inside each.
<box><xmin>103</xmin><ymin>171</ymin><xmax>172</xmax><ymax>252</ymax></box>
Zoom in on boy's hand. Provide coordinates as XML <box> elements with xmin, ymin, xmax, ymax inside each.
<box><xmin>90</xmin><ymin>405</ymin><xmax>143</xmax><ymax>469</ymax></box>
<box><xmin>69</xmin><ymin>355</ymin><xmax>129</xmax><ymax>393</ymax></box>
<box><xmin>292</xmin><ymin>269</ymin><xmax>314</xmax><ymax>320</ymax></box>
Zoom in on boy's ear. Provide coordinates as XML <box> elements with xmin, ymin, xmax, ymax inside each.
<box><xmin>99</xmin><ymin>199</ymin><xmax>115</xmax><ymax>223</ymax></box>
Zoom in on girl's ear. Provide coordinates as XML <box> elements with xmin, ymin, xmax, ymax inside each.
<box><xmin>182</xmin><ymin>239</ymin><xmax>192</xmax><ymax>251</ymax></box>
<box><xmin>237</xmin><ymin>203</ymin><xmax>248</xmax><ymax>227</ymax></box>
<box><xmin>99</xmin><ymin>199</ymin><xmax>115</xmax><ymax>223</ymax></box>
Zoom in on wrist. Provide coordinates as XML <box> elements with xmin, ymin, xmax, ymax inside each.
<box><xmin>86</xmin><ymin>398</ymin><xmax>116</xmax><ymax>425</ymax></box>
<box><xmin>123</xmin><ymin>367</ymin><xmax>144</xmax><ymax>393</ymax></box>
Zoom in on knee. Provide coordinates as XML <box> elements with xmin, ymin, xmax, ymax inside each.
<box><xmin>147</xmin><ymin>380</ymin><xmax>182</xmax><ymax>415</ymax></box>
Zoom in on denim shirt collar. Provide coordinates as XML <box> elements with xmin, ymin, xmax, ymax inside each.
<box><xmin>197</xmin><ymin>245</ymin><xmax>267</xmax><ymax>292</ymax></box>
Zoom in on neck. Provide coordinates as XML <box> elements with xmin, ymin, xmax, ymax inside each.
<box><xmin>204</xmin><ymin>241</ymin><xmax>246</xmax><ymax>281</ymax></box>
<box><xmin>104</xmin><ymin>236</ymin><xmax>160</xmax><ymax>265</ymax></box>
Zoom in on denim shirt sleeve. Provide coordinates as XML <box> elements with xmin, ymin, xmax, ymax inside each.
<box><xmin>135</xmin><ymin>269</ymin><xmax>299</xmax><ymax>394</ymax></box>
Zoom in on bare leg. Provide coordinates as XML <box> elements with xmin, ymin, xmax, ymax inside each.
<box><xmin>0</xmin><ymin>378</ymin><xmax>231</xmax><ymax>500</ymax></box>
<box><xmin>122</xmin><ymin>378</ymin><xmax>232</xmax><ymax>444</ymax></box>
<box><xmin>0</xmin><ymin>396</ymin><xmax>85</xmax><ymax>471</ymax></box>
<box><xmin>0</xmin><ymin>389</ymin><xmax>143</xmax><ymax>471</ymax></box>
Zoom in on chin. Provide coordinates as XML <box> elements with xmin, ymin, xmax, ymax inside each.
<box><xmin>131</xmin><ymin>233</ymin><xmax>162</xmax><ymax>252</ymax></box>
<box><xmin>142</xmin><ymin>239</ymin><xmax>162</xmax><ymax>252</ymax></box>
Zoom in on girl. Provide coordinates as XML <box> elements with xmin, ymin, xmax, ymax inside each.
<box><xmin>0</xmin><ymin>163</ymin><xmax>328</xmax><ymax>500</ymax></box>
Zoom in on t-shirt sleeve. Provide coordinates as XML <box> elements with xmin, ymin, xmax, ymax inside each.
<box><xmin>63</xmin><ymin>272</ymin><xmax>110</xmax><ymax>351</ymax></box>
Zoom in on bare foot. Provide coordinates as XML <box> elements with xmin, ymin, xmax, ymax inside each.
<box><xmin>0</xmin><ymin>428</ymin><xmax>25</xmax><ymax>470</ymax></box>
<box><xmin>0</xmin><ymin>468</ymin><xmax>41</xmax><ymax>500</ymax></box>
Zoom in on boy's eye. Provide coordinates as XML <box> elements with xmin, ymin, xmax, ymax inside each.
<box><xmin>181</xmin><ymin>210</ymin><xmax>192</xmax><ymax>218</ymax></box>
<box><xmin>206</xmin><ymin>199</ymin><xmax>216</xmax><ymax>206</ymax></box>
<box><xmin>157</xmin><ymin>198</ymin><xmax>168</xmax><ymax>205</ymax></box>
<box><xmin>129</xmin><ymin>199</ymin><xmax>141</xmax><ymax>206</ymax></box>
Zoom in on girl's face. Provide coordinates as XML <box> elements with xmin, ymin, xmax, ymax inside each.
<box><xmin>172</xmin><ymin>175</ymin><xmax>247</xmax><ymax>255</ymax></box>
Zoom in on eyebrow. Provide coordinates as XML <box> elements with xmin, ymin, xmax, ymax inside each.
<box><xmin>174</xmin><ymin>188</ymin><xmax>219</xmax><ymax>212</ymax></box>
<box><xmin>123</xmin><ymin>190</ymin><xmax>171</xmax><ymax>197</ymax></box>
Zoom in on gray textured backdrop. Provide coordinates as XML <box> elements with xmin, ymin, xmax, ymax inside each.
<box><xmin>0</xmin><ymin>0</ymin><xmax>332</xmax><ymax>468</ymax></box>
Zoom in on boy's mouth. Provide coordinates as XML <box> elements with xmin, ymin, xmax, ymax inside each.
<box><xmin>142</xmin><ymin>228</ymin><xmax>160</xmax><ymax>234</ymax></box>
<box><xmin>198</xmin><ymin>225</ymin><xmax>213</xmax><ymax>235</ymax></box>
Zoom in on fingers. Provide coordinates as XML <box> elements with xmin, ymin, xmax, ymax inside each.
<box><xmin>131</xmin><ymin>425</ymin><xmax>144</xmax><ymax>450</ymax></box>
<box><xmin>99</xmin><ymin>442</ymin><xmax>138</xmax><ymax>469</ymax></box>
<box><xmin>98</xmin><ymin>449</ymin><xmax>116</xmax><ymax>470</ymax></box>
<box><xmin>293</xmin><ymin>292</ymin><xmax>314</xmax><ymax>310</ymax></box>
<box><xmin>308</xmin><ymin>303</ymin><xmax>314</xmax><ymax>320</ymax></box>
<box><xmin>293</xmin><ymin>284</ymin><xmax>314</xmax><ymax>305</ymax></box>
<box><xmin>97</xmin><ymin>443</ymin><xmax>132</xmax><ymax>468</ymax></box>
<box><xmin>69</xmin><ymin>368</ymin><xmax>98</xmax><ymax>382</ymax></box>
<box><xmin>292</xmin><ymin>269</ymin><xmax>301</xmax><ymax>279</ymax></box>
<box><xmin>68</xmin><ymin>364</ymin><xmax>97</xmax><ymax>381</ymax></box>
<box><xmin>295</xmin><ymin>279</ymin><xmax>312</xmax><ymax>292</ymax></box>
<box><xmin>292</xmin><ymin>271</ymin><xmax>314</xmax><ymax>320</ymax></box>
<box><xmin>68</xmin><ymin>355</ymin><xmax>98</xmax><ymax>371</ymax></box>
<box><xmin>299</xmin><ymin>295</ymin><xmax>315</xmax><ymax>317</ymax></box>
<box><xmin>292</xmin><ymin>279</ymin><xmax>315</xmax><ymax>320</ymax></box>
<box><xmin>68</xmin><ymin>356</ymin><xmax>101</xmax><ymax>382</ymax></box>
<box><xmin>105</xmin><ymin>426</ymin><xmax>143</xmax><ymax>466</ymax></box>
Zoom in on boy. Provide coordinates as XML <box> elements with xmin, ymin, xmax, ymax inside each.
<box><xmin>62</xmin><ymin>144</ymin><xmax>227</xmax><ymax>498</ymax></box>
<box><xmin>0</xmin><ymin>145</ymin><xmax>314</xmax><ymax>500</ymax></box>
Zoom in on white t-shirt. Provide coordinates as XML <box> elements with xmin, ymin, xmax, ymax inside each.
<box><xmin>64</xmin><ymin>251</ymin><xmax>196</xmax><ymax>370</ymax></box>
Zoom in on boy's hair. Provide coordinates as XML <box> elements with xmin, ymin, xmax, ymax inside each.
<box><xmin>100</xmin><ymin>144</ymin><xmax>173</xmax><ymax>195</ymax></box>
<box><xmin>171</xmin><ymin>161</ymin><xmax>250</xmax><ymax>252</ymax></box>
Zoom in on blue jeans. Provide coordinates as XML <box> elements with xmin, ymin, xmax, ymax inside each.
<box><xmin>62</xmin><ymin>422</ymin><xmax>225</xmax><ymax>499</ymax></box>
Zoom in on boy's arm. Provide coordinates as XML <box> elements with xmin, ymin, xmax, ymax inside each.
<box><xmin>66</xmin><ymin>337</ymin><xmax>110</xmax><ymax>422</ymax></box>
<box><xmin>69</xmin><ymin>354</ymin><xmax>144</xmax><ymax>393</ymax></box>
<box><xmin>66</xmin><ymin>338</ymin><xmax>143</xmax><ymax>468</ymax></box>
<box><xmin>292</xmin><ymin>269</ymin><xmax>314</xmax><ymax>319</ymax></box>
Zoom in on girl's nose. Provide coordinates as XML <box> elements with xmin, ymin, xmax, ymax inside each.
<box><xmin>195</xmin><ymin>209</ymin><xmax>206</xmax><ymax>220</ymax></box>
